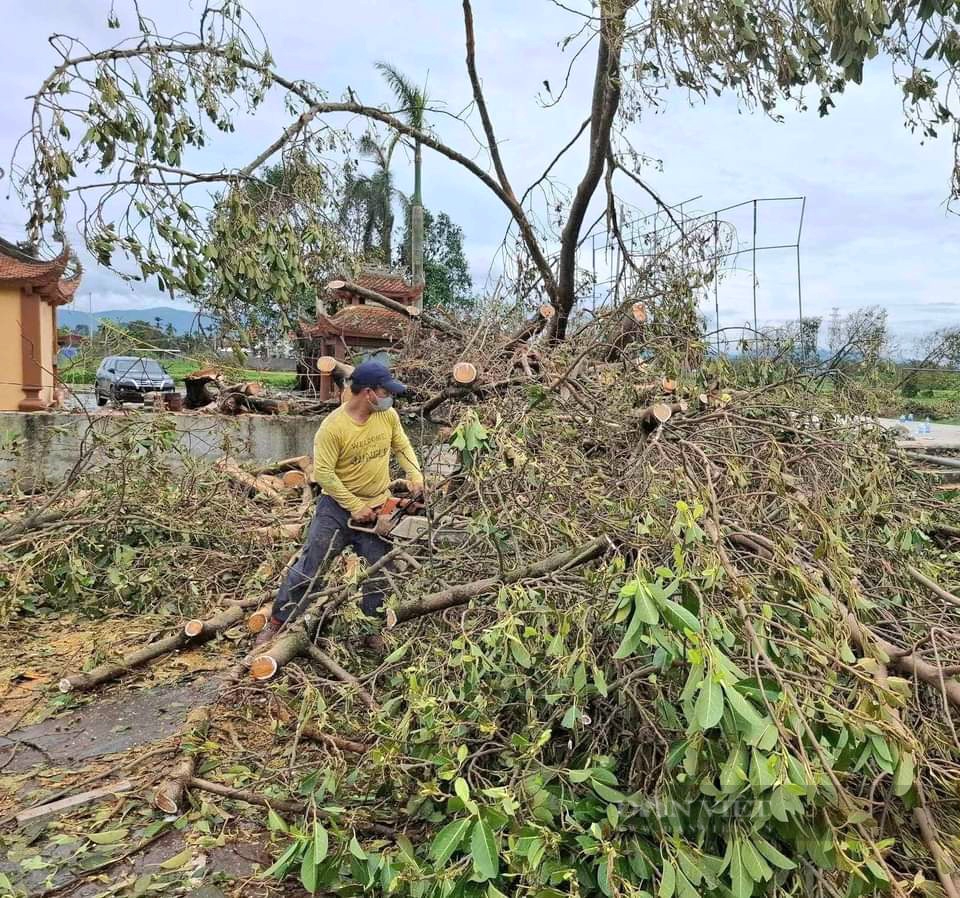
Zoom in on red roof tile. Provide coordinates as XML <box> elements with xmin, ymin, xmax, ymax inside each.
<box><xmin>0</xmin><ymin>243</ymin><xmax>68</xmax><ymax>286</ymax></box>
<box><xmin>331</xmin><ymin>270</ymin><xmax>423</xmax><ymax>304</ymax></box>
<box><xmin>306</xmin><ymin>306</ymin><xmax>411</xmax><ymax>342</ymax></box>
<box><xmin>0</xmin><ymin>240</ymin><xmax>81</xmax><ymax>305</ymax></box>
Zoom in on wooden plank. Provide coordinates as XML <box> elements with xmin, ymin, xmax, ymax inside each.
<box><xmin>16</xmin><ymin>779</ymin><xmax>133</xmax><ymax>826</ymax></box>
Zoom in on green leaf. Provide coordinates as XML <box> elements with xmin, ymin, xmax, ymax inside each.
<box><xmin>752</xmin><ymin>835</ymin><xmax>795</xmax><ymax>871</ymax></box>
<box><xmin>614</xmin><ymin>604</ymin><xmax>647</xmax><ymax>659</ymax></box>
<box><xmin>159</xmin><ymin>847</ymin><xmax>193</xmax><ymax>871</ymax></box>
<box><xmin>659</xmin><ymin>598</ymin><xmax>701</xmax><ymax>633</ymax></box>
<box><xmin>510</xmin><ymin>640</ymin><xmax>532</xmax><ymax>668</ymax></box>
<box><xmin>593</xmin><ymin>665</ymin><xmax>608</xmax><ymax>697</ymax></box>
<box><xmin>864</xmin><ymin>857</ymin><xmax>889</xmax><ymax>882</ymax></box>
<box><xmin>87</xmin><ymin>828</ymin><xmax>128</xmax><ymax>845</ymax></box>
<box><xmin>300</xmin><ymin>842</ymin><xmax>318</xmax><ymax>893</ymax></box>
<box><xmin>694</xmin><ymin>677</ymin><xmax>724</xmax><ymax>730</ymax></box>
<box><xmin>470</xmin><ymin>819</ymin><xmax>499</xmax><ymax>880</ymax></box>
<box><xmin>729</xmin><ymin>840</ymin><xmax>754</xmax><ymax>898</ymax></box>
<box><xmin>592</xmin><ymin>780</ymin><xmax>627</xmax><ymax>803</ymax></box>
<box><xmin>383</xmin><ymin>643</ymin><xmax>409</xmax><ymax>664</ymax></box>
<box><xmin>739</xmin><ymin>837</ymin><xmax>772</xmax><ymax>882</ymax></box>
<box><xmin>261</xmin><ymin>840</ymin><xmax>300</xmax><ymax>879</ymax></box>
<box><xmin>721</xmin><ymin>683</ymin><xmax>765</xmax><ymax>729</ymax></box>
<box><xmin>659</xmin><ymin>859</ymin><xmax>677</xmax><ymax>898</ymax></box>
<box><xmin>267</xmin><ymin>809</ymin><xmax>287</xmax><ymax>832</ymax></box>
<box><xmin>568</xmin><ymin>768</ymin><xmax>594</xmax><ymax>783</ymax></box>
<box><xmin>635</xmin><ymin>589</ymin><xmax>660</xmax><ymax>625</ymax></box>
<box><xmin>893</xmin><ymin>750</ymin><xmax>914</xmax><ymax>797</ymax></box>
<box><xmin>454</xmin><ymin>777</ymin><xmax>471</xmax><ymax>805</ymax></box>
<box><xmin>349</xmin><ymin>835</ymin><xmax>368</xmax><ymax>861</ymax></box>
<box><xmin>430</xmin><ymin>817</ymin><xmax>472</xmax><ymax>866</ymax></box>
<box><xmin>313</xmin><ymin>821</ymin><xmax>329</xmax><ymax>864</ymax></box>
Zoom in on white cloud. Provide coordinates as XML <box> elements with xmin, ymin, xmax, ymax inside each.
<box><xmin>0</xmin><ymin>1</ymin><xmax>956</xmax><ymax>340</ymax></box>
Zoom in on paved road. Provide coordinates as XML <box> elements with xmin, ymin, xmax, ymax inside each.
<box><xmin>878</xmin><ymin>417</ymin><xmax>960</xmax><ymax>449</ymax></box>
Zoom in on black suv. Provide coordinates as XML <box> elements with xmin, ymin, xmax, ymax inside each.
<box><xmin>95</xmin><ymin>356</ymin><xmax>175</xmax><ymax>405</ymax></box>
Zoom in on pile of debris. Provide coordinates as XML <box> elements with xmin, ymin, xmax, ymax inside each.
<box><xmin>3</xmin><ymin>297</ymin><xmax>960</xmax><ymax>898</ymax></box>
<box><xmin>183</xmin><ymin>368</ymin><xmax>333</xmax><ymax>416</ymax></box>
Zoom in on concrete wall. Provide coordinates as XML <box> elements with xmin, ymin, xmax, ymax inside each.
<box><xmin>0</xmin><ymin>410</ymin><xmax>323</xmax><ymax>487</ymax></box>
<box><xmin>0</xmin><ymin>287</ymin><xmax>23</xmax><ymax>411</ymax></box>
<box><xmin>0</xmin><ymin>409</ymin><xmax>446</xmax><ymax>488</ymax></box>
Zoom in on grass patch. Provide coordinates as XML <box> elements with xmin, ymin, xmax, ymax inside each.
<box><xmin>59</xmin><ymin>357</ymin><xmax>298</xmax><ymax>390</ymax></box>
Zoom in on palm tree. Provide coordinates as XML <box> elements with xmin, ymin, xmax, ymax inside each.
<box><xmin>340</xmin><ymin>131</ymin><xmax>403</xmax><ymax>263</ymax></box>
<box><xmin>376</xmin><ymin>63</ymin><xmax>429</xmax><ymax>296</ymax></box>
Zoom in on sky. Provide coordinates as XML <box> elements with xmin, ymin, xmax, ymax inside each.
<box><xmin>0</xmin><ymin>0</ymin><xmax>957</xmax><ymax>349</ymax></box>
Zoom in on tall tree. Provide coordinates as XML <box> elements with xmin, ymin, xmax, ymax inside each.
<box><xmin>18</xmin><ymin>1</ymin><xmax>960</xmax><ymax>339</ymax></box>
<box><xmin>376</xmin><ymin>63</ymin><xmax>429</xmax><ymax>294</ymax></box>
<box><xmin>341</xmin><ymin>131</ymin><xmax>400</xmax><ymax>263</ymax></box>
<box><xmin>399</xmin><ymin>208</ymin><xmax>474</xmax><ymax>312</ymax></box>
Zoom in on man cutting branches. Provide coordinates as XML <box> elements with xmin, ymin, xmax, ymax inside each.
<box><xmin>256</xmin><ymin>360</ymin><xmax>424</xmax><ymax>645</ymax></box>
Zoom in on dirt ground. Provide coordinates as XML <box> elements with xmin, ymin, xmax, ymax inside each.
<box><xmin>0</xmin><ymin>611</ymin><xmax>315</xmax><ymax>897</ymax></box>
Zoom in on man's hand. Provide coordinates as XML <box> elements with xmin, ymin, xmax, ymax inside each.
<box><xmin>407</xmin><ymin>482</ymin><xmax>426</xmax><ymax>501</ymax></box>
<box><xmin>352</xmin><ymin>505</ymin><xmax>378</xmax><ymax>524</ymax></box>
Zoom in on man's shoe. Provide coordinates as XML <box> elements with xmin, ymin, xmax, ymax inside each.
<box><xmin>254</xmin><ymin>617</ymin><xmax>282</xmax><ymax>648</ymax></box>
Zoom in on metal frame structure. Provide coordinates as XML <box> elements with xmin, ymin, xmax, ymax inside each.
<box><xmin>582</xmin><ymin>194</ymin><xmax>808</xmax><ymax>359</ymax></box>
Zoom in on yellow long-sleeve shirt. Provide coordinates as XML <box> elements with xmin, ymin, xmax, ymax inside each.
<box><xmin>312</xmin><ymin>406</ymin><xmax>423</xmax><ymax>514</ymax></box>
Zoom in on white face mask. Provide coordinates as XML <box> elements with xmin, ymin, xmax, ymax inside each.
<box><xmin>371</xmin><ymin>393</ymin><xmax>393</xmax><ymax>412</ymax></box>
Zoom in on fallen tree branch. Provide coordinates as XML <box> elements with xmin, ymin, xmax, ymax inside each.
<box><xmin>845</xmin><ymin>612</ymin><xmax>960</xmax><ymax>709</ymax></box>
<box><xmin>303</xmin><ymin>642</ymin><xmax>378</xmax><ymax>711</ymax></box>
<box><xmin>327</xmin><ymin>279</ymin><xmax>459</xmax><ymax>336</ymax></box>
<box><xmin>59</xmin><ymin>594</ymin><xmax>265</xmax><ymax>693</ymax></box>
<box><xmin>185</xmin><ymin>776</ymin><xmax>395</xmax><ymax>836</ymax></box>
<box><xmin>392</xmin><ymin>536</ymin><xmax>610</xmax><ymax>625</ymax></box>
<box><xmin>907</xmin><ymin>564</ymin><xmax>960</xmax><ymax>609</ymax></box>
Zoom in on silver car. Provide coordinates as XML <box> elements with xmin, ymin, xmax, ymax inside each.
<box><xmin>94</xmin><ymin>356</ymin><xmax>175</xmax><ymax>405</ymax></box>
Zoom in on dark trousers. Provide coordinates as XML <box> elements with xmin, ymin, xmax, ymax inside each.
<box><xmin>272</xmin><ymin>495</ymin><xmax>391</xmax><ymax>622</ymax></box>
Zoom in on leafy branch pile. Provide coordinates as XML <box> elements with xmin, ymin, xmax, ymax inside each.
<box><xmin>5</xmin><ymin>315</ymin><xmax>960</xmax><ymax>898</ymax></box>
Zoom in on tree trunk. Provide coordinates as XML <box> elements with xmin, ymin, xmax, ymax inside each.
<box><xmin>553</xmin><ymin>1</ymin><xmax>627</xmax><ymax>338</ymax></box>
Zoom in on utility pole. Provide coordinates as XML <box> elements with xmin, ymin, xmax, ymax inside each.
<box><xmin>410</xmin><ymin>136</ymin><xmax>424</xmax><ymax>311</ymax></box>
<box><xmin>828</xmin><ymin>306</ymin><xmax>842</xmax><ymax>354</ymax></box>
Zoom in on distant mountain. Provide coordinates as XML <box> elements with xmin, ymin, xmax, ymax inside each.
<box><xmin>59</xmin><ymin>306</ymin><xmax>214</xmax><ymax>335</ymax></box>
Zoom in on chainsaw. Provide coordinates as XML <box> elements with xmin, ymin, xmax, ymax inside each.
<box><xmin>347</xmin><ymin>482</ymin><xmax>429</xmax><ymax>542</ymax></box>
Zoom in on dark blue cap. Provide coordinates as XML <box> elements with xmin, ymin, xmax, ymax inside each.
<box><xmin>350</xmin><ymin>360</ymin><xmax>407</xmax><ymax>395</ymax></box>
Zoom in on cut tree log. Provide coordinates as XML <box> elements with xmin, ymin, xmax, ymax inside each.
<box><xmin>247</xmin><ymin>601</ymin><xmax>276</xmax><ymax>634</ymax></box>
<box><xmin>254</xmin><ymin>455</ymin><xmax>312</xmax><ymax>476</ymax></box>
<box><xmin>239</xmin><ymin>395</ymin><xmax>289</xmax><ymax>415</ymax></box>
<box><xmin>217</xmin><ymin>459</ymin><xmax>285</xmax><ymax>503</ymax></box>
<box><xmin>249</xmin><ymin>628</ymin><xmax>311</xmax><ymax>680</ymax></box>
<box><xmin>281</xmin><ymin>469</ymin><xmax>307</xmax><ymax>490</ymax></box>
<box><xmin>59</xmin><ymin>594</ymin><xmax>265</xmax><ymax>693</ymax></box>
<box><xmin>638</xmin><ymin>402</ymin><xmax>674</xmax><ymax>428</ymax></box>
<box><xmin>452</xmin><ymin>362</ymin><xmax>479</xmax><ymax>386</ymax></box>
<box><xmin>392</xmin><ymin>536</ymin><xmax>609</xmax><ymax>626</ymax></box>
<box><xmin>252</xmin><ymin>521</ymin><xmax>305</xmax><ymax>543</ymax></box>
<box><xmin>153</xmin><ymin>706</ymin><xmax>211</xmax><ymax>814</ymax></box>
<box><xmin>505</xmin><ymin>304</ymin><xmax>555</xmax><ymax>350</ymax></box>
<box><xmin>182</xmin><ymin>602</ymin><xmax>254</xmax><ymax>640</ymax></box>
<box><xmin>317</xmin><ymin>355</ymin><xmax>355</xmax><ymax>382</ymax></box>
